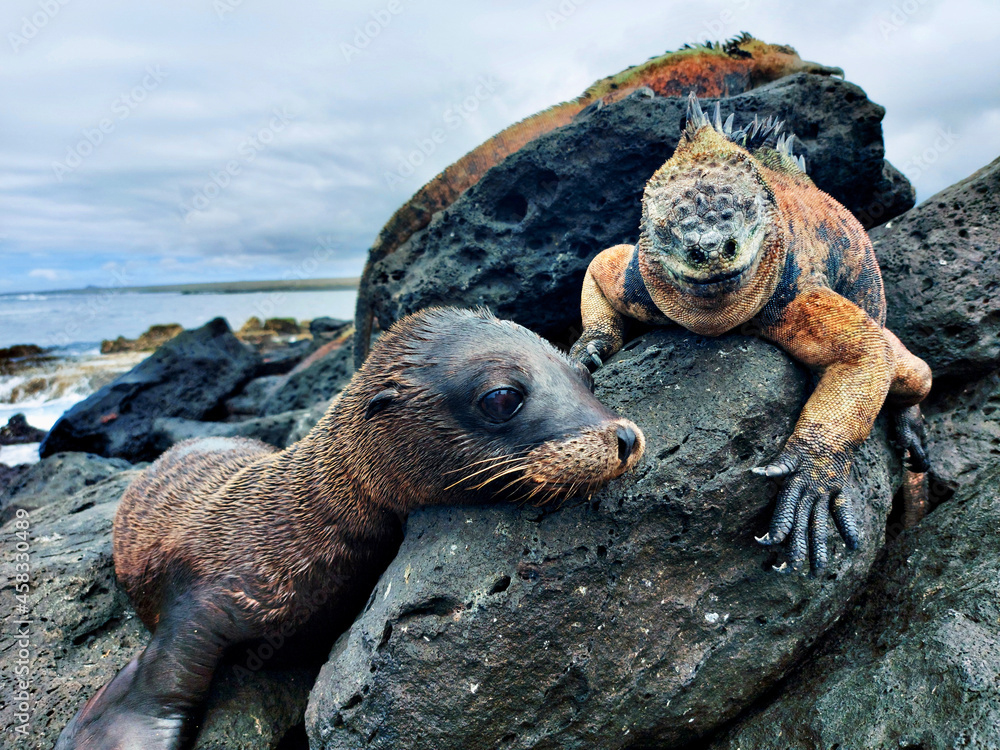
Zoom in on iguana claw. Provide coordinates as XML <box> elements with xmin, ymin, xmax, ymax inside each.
<box><xmin>893</xmin><ymin>405</ymin><xmax>929</xmax><ymax>472</ymax></box>
<box><xmin>569</xmin><ymin>338</ymin><xmax>610</xmax><ymax>373</ymax></box>
<box><xmin>754</xmin><ymin>444</ymin><xmax>858</xmax><ymax>573</ymax></box>
<box><xmin>586</xmin><ymin>342</ymin><xmax>603</xmax><ymax>368</ymax></box>
<box><xmin>752</xmin><ymin>453</ymin><xmax>800</xmax><ymax>478</ymax></box>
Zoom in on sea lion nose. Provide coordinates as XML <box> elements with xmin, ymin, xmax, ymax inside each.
<box><xmin>616</xmin><ymin>425</ymin><xmax>638</xmax><ymax>464</ymax></box>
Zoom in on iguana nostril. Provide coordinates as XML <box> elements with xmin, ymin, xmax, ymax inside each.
<box><xmin>689</xmin><ymin>246</ymin><xmax>707</xmax><ymax>264</ymax></box>
<box><xmin>724</xmin><ymin>238</ymin><xmax>738</xmax><ymax>258</ymax></box>
<box><xmin>616</xmin><ymin>425</ymin><xmax>637</xmax><ymax>463</ymax></box>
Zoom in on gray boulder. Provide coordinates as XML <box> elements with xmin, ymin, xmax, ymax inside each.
<box><xmin>260</xmin><ymin>338</ymin><xmax>353</xmax><ymax>416</ymax></box>
<box><xmin>40</xmin><ymin>318</ymin><xmax>261</xmax><ymax>463</ymax></box>
<box><xmin>226</xmin><ymin>375</ymin><xmax>286</xmax><ymax>418</ymax></box>
<box><xmin>0</xmin><ymin>451</ymin><xmax>132</xmax><ymax>523</ymax></box>
<box><xmin>0</xmin><ymin>463</ymin><xmax>30</xmax><ymax>498</ymax></box>
<box><xmin>150</xmin><ymin>410</ymin><xmax>314</xmax><ymax>451</ymax></box>
<box><xmin>874</xmin><ymin>155</ymin><xmax>1000</xmax><ymax>381</ymax></box>
<box><xmin>310</xmin><ymin>317</ymin><xmax>352</xmax><ymax>337</ymax></box>
<box><xmin>924</xmin><ymin>368</ymin><xmax>1000</xmax><ymax>491</ymax></box>
<box><xmin>707</xmin><ymin>465</ymin><xmax>1000</xmax><ymax>750</ymax></box>
<box><xmin>1</xmin><ymin>413</ymin><xmax>47</xmax><ymax>445</ymax></box>
<box><xmin>306</xmin><ymin>329</ymin><xmax>898</xmax><ymax>749</ymax></box>
<box><xmin>254</xmin><ymin>338</ymin><xmax>325</xmax><ymax>378</ymax></box>
<box><xmin>0</xmin><ymin>453</ymin><xmax>313</xmax><ymax>749</ymax></box>
<box><xmin>359</xmin><ymin>73</ymin><xmax>914</xmax><ymax>351</ymax></box>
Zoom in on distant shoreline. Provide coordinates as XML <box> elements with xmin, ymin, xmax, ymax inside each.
<box><xmin>2</xmin><ymin>277</ymin><xmax>360</xmax><ymax>297</ymax></box>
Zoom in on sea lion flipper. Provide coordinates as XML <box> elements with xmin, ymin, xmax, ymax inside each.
<box><xmin>56</xmin><ymin>591</ymin><xmax>235</xmax><ymax>749</ymax></box>
<box><xmin>55</xmin><ymin>654</ymin><xmax>186</xmax><ymax>749</ymax></box>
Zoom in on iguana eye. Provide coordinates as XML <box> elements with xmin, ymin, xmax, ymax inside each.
<box><xmin>480</xmin><ymin>388</ymin><xmax>524</xmax><ymax>422</ymax></box>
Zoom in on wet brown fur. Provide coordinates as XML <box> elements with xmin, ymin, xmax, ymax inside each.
<box><xmin>59</xmin><ymin>307</ymin><xmax>644</xmax><ymax>750</ymax></box>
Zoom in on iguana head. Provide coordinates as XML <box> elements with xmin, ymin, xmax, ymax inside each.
<box><xmin>640</xmin><ymin>145</ymin><xmax>772</xmax><ymax>300</ymax></box>
<box><xmin>637</xmin><ymin>95</ymin><xmax>794</xmax><ymax>329</ymax></box>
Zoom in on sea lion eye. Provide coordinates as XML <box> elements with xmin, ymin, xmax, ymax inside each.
<box><xmin>479</xmin><ymin>388</ymin><xmax>523</xmax><ymax>422</ymax></box>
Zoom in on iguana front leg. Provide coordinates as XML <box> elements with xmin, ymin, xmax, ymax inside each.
<box><xmin>754</xmin><ymin>287</ymin><xmax>895</xmax><ymax>571</ymax></box>
<box><xmin>569</xmin><ymin>244</ymin><xmax>670</xmax><ymax>370</ymax></box>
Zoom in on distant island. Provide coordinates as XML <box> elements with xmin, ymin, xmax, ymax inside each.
<box><xmin>5</xmin><ymin>277</ymin><xmax>360</xmax><ymax>297</ymax></box>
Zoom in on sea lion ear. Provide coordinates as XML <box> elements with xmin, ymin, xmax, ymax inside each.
<box><xmin>365</xmin><ymin>388</ymin><xmax>401</xmax><ymax>420</ymax></box>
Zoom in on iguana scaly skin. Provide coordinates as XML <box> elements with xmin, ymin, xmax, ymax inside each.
<box><xmin>355</xmin><ymin>34</ymin><xmax>844</xmax><ymax>367</ymax></box>
<box><xmin>569</xmin><ymin>95</ymin><xmax>932</xmax><ymax>572</ymax></box>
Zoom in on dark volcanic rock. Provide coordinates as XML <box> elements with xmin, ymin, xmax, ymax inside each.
<box><xmin>306</xmin><ymin>330</ymin><xmax>898</xmax><ymax>750</ymax></box>
<box><xmin>707</xmin><ymin>467</ymin><xmax>1000</xmax><ymax>750</ymax></box>
<box><xmin>874</xmin><ymin>155</ymin><xmax>1000</xmax><ymax>381</ymax></box>
<box><xmin>40</xmin><ymin>318</ymin><xmax>261</xmax><ymax>463</ymax></box>
<box><xmin>0</xmin><ymin>344</ymin><xmax>52</xmax><ymax>376</ymax></box>
<box><xmin>284</xmin><ymin>398</ymin><xmax>334</xmax><ymax>445</ymax></box>
<box><xmin>0</xmin><ymin>451</ymin><xmax>132</xmax><ymax>523</ymax></box>
<box><xmin>924</xmin><ymin>368</ymin><xmax>1000</xmax><ymax>491</ymax></box>
<box><xmin>150</xmin><ymin>411</ymin><xmax>313</xmax><ymax>451</ymax></box>
<box><xmin>260</xmin><ymin>338</ymin><xmax>353</xmax><ymax>416</ymax></box>
<box><xmin>0</xmin><ymin>454</ymin><xmax>314</xmax><ymax>749</ymax></box>
<box><xmin>0</xmin><ymin>463</ymin><xmax>30</xmax><ymax>497</ymax></box>
<box><xmin>0</xmin><ymin>413</ymin><xmax>47</xmax><ymax>445</ymax></box>
<box><xmin>310</xmin><ymin>317</ymin><xmax>352</xmax><ymax>337</ymax></box>
<box><xmin>255</xmin><ymin>339</ymin><xmax>320</xmax><ymax>377</ymax></box>
<box><xmin>360</xmin><ymin>74</ymin><xmax>913</xmax><ymax>347</ymax></box>
<box><xmin>226</xmin><ymin>375</ymin><xmax>285</xmax><ymax>416</ymax></box>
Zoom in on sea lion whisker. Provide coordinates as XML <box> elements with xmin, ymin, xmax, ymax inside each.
<box><xmin>442</xmin><ymin>456</ymin><xmax>531</xmax><ymax>491</ymax></box>
<box><xmin>442</xmin><ymin>452</ymin><xmax>527</xmax><ymax>481</ymax></box>
<box><xmin>496</xmin><ymin>473</ymin><xmax>537</xmax><ymax>497</ymax></box>
<box><xmin>441</xmin><ymin>447</ymin><xmax>532</xmax><ymax>475</ymax></box>
<box><xmin>468</xmin><ymin>462</ymin><xmax>534</xmax><ymax>491</ymax></box>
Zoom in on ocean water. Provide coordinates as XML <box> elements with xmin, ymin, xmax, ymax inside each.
<box><xmin>0</xmin><ymin>289</ymin><xmax>358</xmax><ymax>350</ymax></box>
<box><xmin>0</xmin><ymin>289</ymin><xmax>358</xmax><ymax>466</ymax></box>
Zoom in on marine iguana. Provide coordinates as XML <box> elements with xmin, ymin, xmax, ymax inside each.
<box><xmin>568</xmin><ymin>94</ymin><xmax>931</xmax><ymax>572</ymax></box>
<box><xmin>355</xmin><ymin>34</ymin><xmax>844</xmax><ymax>367</ymax></box>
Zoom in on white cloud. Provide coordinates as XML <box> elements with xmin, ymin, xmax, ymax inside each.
<box><xmin>1</xmin><ymin>0</ymin><xmax>998</xmax><ymax>291</ymax></box>
<box><xmin>28</xmin><ymin>268</ymin><xmax>69</xmax><ymax>281</ymax></box>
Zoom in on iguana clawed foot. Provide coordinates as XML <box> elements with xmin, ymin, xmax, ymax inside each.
<box><xmin>753</xmin><ymin>442</ymin><xmax>860</xmax><ymax>573</ymax></box>
<box><xmin>569</xmin><ymin>337</ymin><xmax>612</xmax><ymax>372</ymax></box>
<box><xmin>893</xmin><ymin>405</ymin><xmax>929</xmax><ymax>473</ymax></box>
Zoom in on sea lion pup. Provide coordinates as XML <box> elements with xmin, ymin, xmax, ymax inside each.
<box><xmin>56</xmin><ymin>307</ymin><xmax>644</xmax><ymax>750</ymax></box>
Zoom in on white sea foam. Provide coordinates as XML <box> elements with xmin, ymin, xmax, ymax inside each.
<box><xmin>0</xmin><ymin>350</ymin><xmax>147</xmax><ymax>432</ymax></box>
<box><xmin>0</xmin><ymin>442</ymin><xmax>40</xmax><ymax>466</ymax></box>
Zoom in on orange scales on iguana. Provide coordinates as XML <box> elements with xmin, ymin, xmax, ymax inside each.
<box><xmin>355</xmin><ymin>34</ymin><xmax>844</xmax><ymax>367</ymax></box>
<box><xmin>569</xmin><ymin>93</ymin><xmax>932</xmax><ymax>572</ymax></box>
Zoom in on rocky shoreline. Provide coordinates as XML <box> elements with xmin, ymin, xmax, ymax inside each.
<box><xmin>0</xmin><ymin>316</ymin><xmax>349</xmax><ymax>473</ymax></box>
<box><xmin>2</xmin><ymin>71</ymin><xmax>999</xmax><ymax>749</ymax></box>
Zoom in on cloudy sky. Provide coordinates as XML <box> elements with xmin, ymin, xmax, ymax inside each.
<box><xmin>2</xmin><ymin>0</ymin><xmax>998</xmax><ymax>293</ymax></box>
